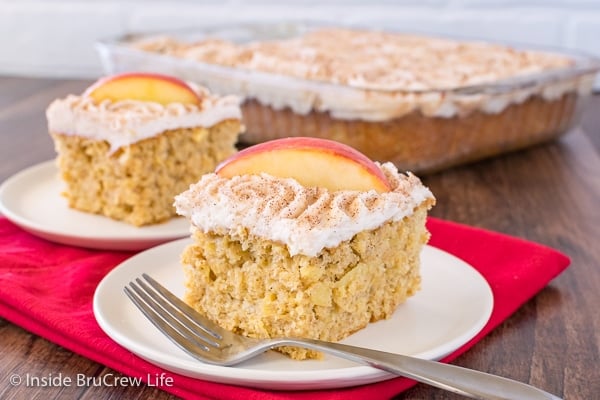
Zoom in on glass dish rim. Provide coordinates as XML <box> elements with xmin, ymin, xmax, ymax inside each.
<box><xmin>96</xmin><ymin>21</ymin><xmax>600</xmax><ymax>96</ymax></box>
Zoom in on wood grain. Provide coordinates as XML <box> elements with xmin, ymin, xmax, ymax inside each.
<box><xmin>0</xmin><ymin>77</ymin><xmax>598</xmax><ymax>400</ymax></box>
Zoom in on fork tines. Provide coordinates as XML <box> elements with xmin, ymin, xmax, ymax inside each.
<box><xmin>124</xmin><ymin>273</ymin><xmax>223</xmax><ymax>357</ymax></box>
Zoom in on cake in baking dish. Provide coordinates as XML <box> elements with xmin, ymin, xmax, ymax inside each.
<box><xmin>131</xmin><ymin>27</ymin><xmax>595</xmax><ymax>173</ymax></box>
<box><xmin>174</xmin><ymin>137</ymin><xmax>436</xmax><ymax>359</ymax></box>
<box><xmin>46</xmin><ymin>72</ymin><xmax>243</xmax><ymax>226</ymax></box>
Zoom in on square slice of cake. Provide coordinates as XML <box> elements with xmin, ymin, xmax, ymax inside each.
<box><xmin>46</xmin><ymin>72</ymin><xmax>244</xmax><ymax>226</ymax></box>
<box><xmin>174</xmin><ymin>137</ymin><xmax>435</xmax><ymax>359</ymax></box>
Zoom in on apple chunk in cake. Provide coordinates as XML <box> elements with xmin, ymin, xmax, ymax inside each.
<box><xmin>51</xmin><ymin>121</ymin><xmax>241</xmax><ymax>226</ymax></box>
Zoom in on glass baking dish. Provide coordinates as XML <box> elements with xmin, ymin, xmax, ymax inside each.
<box><xmin>96</xmin><ymin>23</ymin><xmax>600</xmax><ymax>174</ymax></box>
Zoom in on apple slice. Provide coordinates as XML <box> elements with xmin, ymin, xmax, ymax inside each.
<box><xmin>216</xmin><ymin>137</ymin><xmax>391</xmax><ymax>193</ymax></box>
<box><xmin>83</xmin><ymin>72</ymin><xmax>202</xmax><ymax>105</ymax></box>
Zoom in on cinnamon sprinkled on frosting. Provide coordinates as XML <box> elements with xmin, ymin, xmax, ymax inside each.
<box><xmin>174</xmin><ymin>162</ymin><xmax>435</xmax><ymax>257</ymax></box>
<box><xmin>132</xmin><ymin>28</ymin><xmax>586</xmax><ymax>120</ymax></box>
<box><xmin>46</xmin><ymin>84</ymin><xmax>242</xmax><ymax>152</ymax></box>
<box><xmin>136</xmin><ymin>29</ymin><xmax>572</xmax><ymax>90</ymax></box>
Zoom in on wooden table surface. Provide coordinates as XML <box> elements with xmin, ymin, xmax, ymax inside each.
<box><xmin>0</xmin><ymin>76</ymin><xmax>599</xmax><ymax>400</ymax></box>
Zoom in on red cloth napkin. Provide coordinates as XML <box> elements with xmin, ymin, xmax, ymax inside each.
<box><xmin>0</xmin><ymin>216</ymin><xmax>569</xmax><ymax>400</ymax></box>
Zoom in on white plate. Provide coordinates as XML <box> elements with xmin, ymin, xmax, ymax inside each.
<box><xmin>0</xmin><ymin>161</ymin><xmax>190</xmax><ymax>251</ymax></box>
<box><xmin>93</xmin><ymin>239</ymin><xmax>494</xmax><ymax>390</ymax></box>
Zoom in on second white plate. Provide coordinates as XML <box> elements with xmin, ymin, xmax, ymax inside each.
<box><xmin>93</xmin><ymin>239</ymin><xmax>494</xmax><ymax>390</ymax></box>
<box><xmin>0</xmin><ymin>161</ymin><xmax>190</xmax><ymax>250</ymax></box>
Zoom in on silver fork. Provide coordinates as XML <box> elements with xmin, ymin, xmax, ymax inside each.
<box><xmin>124</xmin><ymin>273</ymin><xmax>561</xmax><ymax>400</ymax></box>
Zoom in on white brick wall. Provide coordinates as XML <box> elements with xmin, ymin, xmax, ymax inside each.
<box><xmin>1</xmin><ymin>0</ymin><xmax>600</xmax><ymax>85</ymax></box>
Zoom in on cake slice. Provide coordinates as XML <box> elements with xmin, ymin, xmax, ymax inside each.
<box><xmin>174</xmin><ymin>137</ymin><xmax>435</xmax><ymax>359</ymax></box>
<box><xmin>46</xmin><ymin>72</ymin><xmax>243</xmax><ymax>226</ymax></box>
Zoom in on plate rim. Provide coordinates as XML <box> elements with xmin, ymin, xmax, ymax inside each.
<box><xmin>93</xmin><ymin>238</ymin><xmax>494</xmax><ymax>390</ymax></box>
<box><xmin>0</xmin><ymin>161</ymin><xmax>190</xmax><ymax>250</ymax></box>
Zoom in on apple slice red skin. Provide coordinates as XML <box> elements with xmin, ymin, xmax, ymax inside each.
<box><xmin>83</xmin><ymin>72</ymin><xmax>202</xmax><ymax>105</ymax></box>
<box><xmin>215</xmin><ymin>137</ymin><xmax>391</xmax><ymax>193</ymax></box>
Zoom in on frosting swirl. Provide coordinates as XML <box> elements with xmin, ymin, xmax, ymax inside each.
<box><xmin>46</xmin><ymin>85</ymin><xmax>242</xmax><ymax>152</ymax></box>
<box><xmin>174</xmin><ymin>162</ymin><xmax>434</xmax><ymax>256</ymax></box>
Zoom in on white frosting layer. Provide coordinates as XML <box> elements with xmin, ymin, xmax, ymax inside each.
<box><xmin>46</xmin><ymin>87</ymin><xmax>242</xmax><ymax>152</ymax></box>
<box><xmin>132</xmin><ymin>29</ymin><xmax>596</xmax><ymax>121</ymax></box>
<box><xmin>174</xmin><ymin>162</ymin><xmax>434</xmax><ymax>257</ymax></box>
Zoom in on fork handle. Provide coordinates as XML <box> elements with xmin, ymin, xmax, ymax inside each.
<box><xmin>273</xmin><ymin>339</ymin><xmax>561</xmax><ymax>400</ymax></box>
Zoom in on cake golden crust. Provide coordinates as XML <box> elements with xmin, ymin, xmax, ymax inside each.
<box><xmin>52</xmin><ymin>119</ymin><xmax>241</xmax><ymax>226</ymax></box>
<box><xmin>181</xmin><ymin>202</ymin><xmax>432</xmax><ymax>360</ymax></box>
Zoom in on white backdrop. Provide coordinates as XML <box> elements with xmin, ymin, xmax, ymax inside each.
<box><xmin>1</xmin><ymin>0</ymin><xmax>599</xmax><ymax>82</ymax></box>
